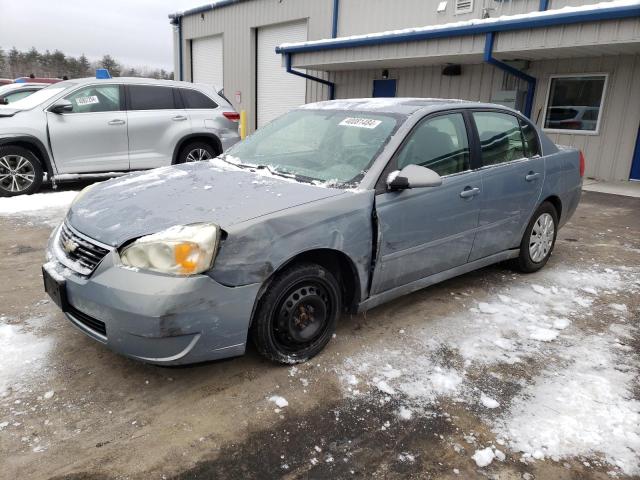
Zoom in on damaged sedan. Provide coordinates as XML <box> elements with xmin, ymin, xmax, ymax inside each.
<box><xmin>43</xmin><ymin>98</ymin><xmax>583</xmax><ymax>365</ymax></box>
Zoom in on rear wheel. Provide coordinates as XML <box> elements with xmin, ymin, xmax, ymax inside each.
<box><xmin>513</xmin><ymin>202</ymin><xmax>558</xmax><ymax>273</ymax></box>
<box><xmin>0</xmin><ymin>146</ymin><xmax>43</xmax><ymax>197</ymax></box>
<box><xmin>251</xmin><ymin>263</ymin><xmax>341</xmax><ymax>364</ymax></box>
<box><xmin>176</xmin><ymin>141</ymin><xmax>218</xmax><ymax>164</ymax></box>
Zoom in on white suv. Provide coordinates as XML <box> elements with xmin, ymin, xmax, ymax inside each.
<box><xmin>0</xmin><ymin>77</ymin><xmax>241</xmax><ymax>196</ymax></box>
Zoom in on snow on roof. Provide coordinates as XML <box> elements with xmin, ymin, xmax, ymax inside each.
<box><xmin>277</xmin><ymin>0</ymin><xmax>640</xmax><ymax>52</ymax></box>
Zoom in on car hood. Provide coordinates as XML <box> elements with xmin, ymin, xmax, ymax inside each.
<box><xmin>0</xmin><ymin>108</ymin><xmax>19</xmax><ymax>117</ymax></box>
<box><xmin>67</xmin><ymin>160</ymin><xmax>346</xmax><ymax>247</ymax></box>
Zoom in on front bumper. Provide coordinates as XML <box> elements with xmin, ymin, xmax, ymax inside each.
<box><xmin>44</xmin><ymin>225</ymin><xmax>261</xmax><ymax>365</ymax></box>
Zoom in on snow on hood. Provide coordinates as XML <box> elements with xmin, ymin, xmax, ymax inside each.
<box><xmin>66</xmin><ymin>160</ymin><xmax>346</xmax><ymax>247</ymax></box>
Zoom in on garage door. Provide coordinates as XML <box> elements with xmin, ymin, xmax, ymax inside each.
<box><xmin>257</xmin><ymin>21</ymin><xmax>307</xmax><ymax>128</ymax></box>
<box><xmin>191</xmin><ymin>35</ymin><xmax>223</xmax><ymax>90</ymax></box>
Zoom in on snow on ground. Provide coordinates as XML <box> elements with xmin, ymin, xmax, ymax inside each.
<box><xmin>337</xmin><ymin>265</ymin><xmax>640</xmax><ymax>475</ymax></box>
<box><xmin>0</xmin><ymin>314</ymin><xmax>54</xmax><ymax>396</ymax></box>
<box><xmin>0</xmin><ymin>190</ymin><xmax>77</xmax><ymax>225</ymax></box>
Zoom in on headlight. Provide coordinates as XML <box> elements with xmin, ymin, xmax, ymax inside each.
<box><xmin>120</xmin><ymin>224</ymin><xmax>220</xmax><ymax>276</ymax></box>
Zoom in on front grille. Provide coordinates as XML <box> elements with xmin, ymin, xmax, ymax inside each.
<box><xmin>58</xmin><ymin>223</ymin><xmax>109</xmax><ymax>274</ymax></box>
<box><xmin>67</xmin><ymin>305</ymin><xmax>107</xmax><ymax>337</ymax></box>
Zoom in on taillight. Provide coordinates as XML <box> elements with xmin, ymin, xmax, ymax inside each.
<box><xmin>222</xmin><ymin>111</ymin><xmax>240</xmax><ymax>122</ymax></box>
<box><xmin>579</xmin><ymin>151</ymin><xmax>585</xmax><ymax>177</ymax></box>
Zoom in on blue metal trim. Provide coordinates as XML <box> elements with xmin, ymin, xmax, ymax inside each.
<box><xmin>276</xmin><ymin>3</ymin><xmax>640</xmax><ymax>54</ymax></box>
<box><xmin>483</xmin><ymin>32</ymin><xmax>536</xmax><ymax>118</ymax></box>
<box><xmin>332</xmin><ymin>0</ymin><xmax>340</xmax><ymax>38</ymax></box>
<box><xmin>630</xmin><ymin>125</ymin><xmax>640</xmax><ymax>181</ymax></box>
<box><xmin>285</xmin><ymin>53</ymin><xmax>335</xmax><ymax>100</ymax></box>
<box><xmin>539</xmin><ymin>0</ymin><xmax>550</xmax><ymax>11</ymax></box>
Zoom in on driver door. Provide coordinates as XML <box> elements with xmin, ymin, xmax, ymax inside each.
<box><xmin>371</xmin><ymin>112</ymin><xmax>482</xmax><ymax>294</ymax></box>
<box><xmin>47</xmin><ymin>84</ymin><xmax>129</xmax><ymax>173</ymax></box>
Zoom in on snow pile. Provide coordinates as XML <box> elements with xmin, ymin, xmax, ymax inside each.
<box><xmin>0</xmin><ymin>316</ymin><xmax>54</xmax><ymax>395</ymax></box>
<box><xmin>336</xmin><ymin>265</ymin><xmax>640</xmax><ymax>474</ymax></box>
<box><xmin>269</xmin><ymin>395</ymin><xmax>289</xmax><ymax>408</ymax></box>
<box><xmin>0</xmin><ymin>190</ymin><xmax>77</xmax><ymax>222</ymax></box>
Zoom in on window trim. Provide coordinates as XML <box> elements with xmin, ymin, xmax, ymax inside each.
<box><xmin>375</xmin><ymin>108</ymin><xmax>475</xmax><ymax>193</ymax></box>
<box><xmin>541</xmin><ymin>73</ymin><xmax>609</xmax><ymax>136</ymax></box>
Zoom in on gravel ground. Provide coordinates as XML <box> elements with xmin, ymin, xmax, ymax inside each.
<box><xmin>0</xmin><ymin>186</ymin><xmax>638</xmax><ymax>480</ymax></box>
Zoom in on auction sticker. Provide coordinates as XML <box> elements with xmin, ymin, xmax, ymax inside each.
<box><xmin>339</xmin><ymin>117</ymin><xmax>382</xmax><ymax>129</ymax></box>
<box><xmin>75</xmin><ymin>96</ymin><xmax>99</xmax><ymax>106</ymax></box>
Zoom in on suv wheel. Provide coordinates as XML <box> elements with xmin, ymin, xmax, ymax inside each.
<box><xmin>251</xmin><ymin>263</ymin><xmax>341</xmax><ymax>364</ymax></box>
<box><xmin>0</xmin><ymin>146</ymin><xmax>44</xmax><ymax>197</ymax></box>
<box><xmin>177</xmin><ymin>141</ymin><xmax>218</xmax><ymax>164</ymax></box>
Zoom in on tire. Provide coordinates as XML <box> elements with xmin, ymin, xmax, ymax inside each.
<box><xmin>0</xmin><ymin>145</ymin><xmax>44</xmax><ymax>197</ymax></box>
<box><xmin>251</xmin><ymin>263</ymin><xmax>342</xmax><ymax>364</ymax></box>
<box><xmin>513</xmin><ymin>201</ymin><xmax>558</xmax><ymax>273</ymax></box>
<box><xmin>176</xmin><ymin>141</ymin><xmax>218</xmax><ymax>164</ymax></box>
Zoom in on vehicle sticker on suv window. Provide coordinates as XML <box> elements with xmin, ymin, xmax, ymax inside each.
<box><xmin>339</xmin><ymin>117</ymin><xmax>382</xmax><ymax>129</ymax></box>
<box><xmin>75</xmin><ymin>96</ymin><xmax>99</xmax><ymax>106</ymax></box>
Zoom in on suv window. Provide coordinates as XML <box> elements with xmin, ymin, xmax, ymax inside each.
<box><xmin>520</xmin><ymin>119</ymin><xmax>540</xmax><ymax>158</ymax></box>
<box><xmin>181</xmin><ymin>88</ymin><xmax>218</xmax><ymax>109</ymax></box>
<box><xmin>473</xmin><ymin>111</ymin><xmax>525</xmax><ymax>166</ymax></box>
<box><xmin>396</xmin><ymin>113</ymin><xmax>470</xmax><ymax>176</ymax></box>
<box><xmin>128</xmin><ymin>85</ymin><xmax>176</xmax><ymax>110</ymax></box>
<box><xmin>63</xmin><ymin>85</ymin><xmax>121</xmax><ymax>113</ymax></box>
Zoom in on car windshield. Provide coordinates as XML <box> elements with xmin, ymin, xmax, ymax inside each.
<box><xmin>7</xmin><ymin>85</ymin><xmax>68</xmax><ymax>110</ymax></box>
<box><xmin>224</xmin><ymin>109</ymin><xmax>400</xmax><ymax>186</ymax></box>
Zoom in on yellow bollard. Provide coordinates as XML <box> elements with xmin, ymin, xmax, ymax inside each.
<box><xmin>240</xmin><ymin>110</ymin><xmax>247</xmax><ymax>140</ymax></box>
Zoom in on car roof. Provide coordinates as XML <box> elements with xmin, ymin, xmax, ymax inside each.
<box><xmin>53</xmin><ymin>77</ymin><xmax>213</xmax><ymax>89</ymax></box>
<box><xmin>300</xmin><ymin>97</ymin><xmax>520</xmax><ymax>116</ymax></box>
<box><xmin>0</xmin><ymin>83</ymin><xmax>46</xmax><ymax>92</ymax></box>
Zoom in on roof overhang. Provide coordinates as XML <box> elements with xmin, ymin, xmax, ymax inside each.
<box><xmin>169</xmin><ymin>0</ymin><xmax>248</xmax><ymax>21</ymax></box>
<box><xmin>276</xmin><ymin>1</ymin><xmax>640</xmax><ymax>71</ymax></box>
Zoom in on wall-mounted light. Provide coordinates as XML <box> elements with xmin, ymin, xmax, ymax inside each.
<box><xmin>442</xmin><ymin>64</ymin><xmax>462</xmax><ymax>76</ymax></box>
<box><xmin>382</xmin><ymin>69</ymin><xmax>389</xmax><ymax>80</ymax></box>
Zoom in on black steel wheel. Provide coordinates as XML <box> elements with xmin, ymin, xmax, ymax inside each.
<box><xmin>251</xmin><ymin>263</ymin><xmax>341</xmax><ymax>364</ymax></box>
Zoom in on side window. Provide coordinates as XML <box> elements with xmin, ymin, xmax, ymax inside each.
<box><xmin>472</xmin><ymin>111</ymin><xmax>525</xmax><ymax>166</ymax></box>
<box><xmin>181</xmin><ymin>89</ymin><xmax>218</xmax><ymax>109</ymax></box>
<box><xmin>520</xmin><ymin>119</ymin><xmax>540</xmax><ymax>158</ymax></box>
<box><xmin>63</xmin><ymin>85</ymin><xmax>121</xmax><ymax>113</ymax></box>
<box><xmin>396</xmin><ymin>113</ymin><xmax>470</xmax><ymax>176</ymax></box>
<box><xmin>128</xmin><ymin>85</ymin><xmax>176</xmax><ymax>110</ymax></box>
<box><xmin>4</xmin><ymin>90</ymin><xmax>36</xmax><ymax>104</ymax></box>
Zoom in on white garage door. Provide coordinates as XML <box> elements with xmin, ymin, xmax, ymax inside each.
<box><xmin>257</xmin><ymin>21</ymin><xmax>307</xmax><ymax>128</ymax></box>
<box><xmin>191</xmin><ymin>35</ymin><xmax>223</xmax><ymax>90</ymax></box>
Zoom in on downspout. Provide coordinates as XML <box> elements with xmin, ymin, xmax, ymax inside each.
<box><xmin>332</xmin><ymin>0</ymin><xmax>340</xmax><ymax>38</ymax></box>
<box><xmin>483</xmin><ymin>31</ymin><xmax>536</xmax><ymax>118</ymax></box>
<box><xmin>178</xmin><ymin>16</ymin><xmax>184</xmax><ymax>81</ymax></box>
<box><xmin>539</xmin><ymin>0</ymin><xmax>550</xmax><ymax>11</ymax></box>
<box><xmin>285</xmin><ymin>53</ymin><xmax>336</xmax><ymax>100</ymax></box>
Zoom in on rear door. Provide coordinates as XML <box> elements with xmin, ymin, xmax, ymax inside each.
<box><xmin>126</xmin><ymin>84</ymin><xmax>189</xmax><ymax>169</ymax></box>
<box><xmin>47</xmin><ymin>83</ymin><xmax>129</xmax><ymax>173</ymax></box>
<box><xmin>468</xmin><ymin>111</ymin><xmax>545</xmax><ymax>261</ymax></box>
<box><xmin>371</xmin><ymin>111</ymin><xmax>482</xmax><ymax>294</ymax></box>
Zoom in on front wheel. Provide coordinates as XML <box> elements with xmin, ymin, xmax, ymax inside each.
<box><xmin>0</xmin><ymin>146</ymin><xmax>44</xmax><ymax>197</ymax></box>
<box><xmin>251</xmin><ymin>263</ymin><xmax>341</xmax><ymax>364</ymax></box>
<box><xmin>513</xmin><ymin>202</ymin><xmax>558</xmax><ymax>273</ymax></box>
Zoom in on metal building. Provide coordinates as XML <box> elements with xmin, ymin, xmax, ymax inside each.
<box><xmin>170</xmin><ymin>0</ymin><xmax>640</xmax><ymax>182</ymax></box>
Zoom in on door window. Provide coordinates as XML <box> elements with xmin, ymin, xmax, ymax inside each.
<box><xmin>63</xmin><ymin>85</ymin><xmax>121</xmax><ymax>113</ymax></box>
<box><xmin>473</xmin><ymin>111</ymin><xmax>525</xmax><ymax>166</ymax></box>
<box><xmin>128</xmin><ymin>85</ymin><xmax>176</xmax><ymax>110</ymax></box>
<box><xmin>396</xmin><ymin>113</ymin><xmax>470</xmax><ymax>176</ymax></box>
<box><xmin>181</xmin><ymin>88</ymin><xmax>218</xmax><ymax>109</ymax></box>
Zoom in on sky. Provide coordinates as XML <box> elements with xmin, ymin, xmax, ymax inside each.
<box><xmin>0</xmin><ymin>0</ymin><xmax>207</xmax><ymax>71</ymax></box>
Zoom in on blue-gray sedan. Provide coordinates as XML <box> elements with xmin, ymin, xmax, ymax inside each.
<box><xmin>43</xmin><ymin>98</ymin><xmax>583</xmax><ymax>365</ymax></box>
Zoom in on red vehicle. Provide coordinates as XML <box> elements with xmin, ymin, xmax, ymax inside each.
<box><xmin>0</xmin><ymin>79</ymin><xmax>13</xmax><ymax>86</ymax></box>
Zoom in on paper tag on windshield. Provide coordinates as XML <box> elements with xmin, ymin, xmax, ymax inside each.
<box><xmin>339</xmin><ymin>117</ymin><xmax>382</xmax><ymax>129</ymax></box>
<box><xmin>75</xmin><ymin>96</ymin><xmax>99</xmax><ymax>106</ymax></box>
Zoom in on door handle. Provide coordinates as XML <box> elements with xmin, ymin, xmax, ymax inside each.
<box><xmin>525</xmin><ymin>172</ymin><xmax>541</xmax><ymax>182</ymax></box>
<box><xmin>172</xmin><ymin>115</ymin><xmax>187</xmax><ymax>121</ymax></box>
<box><xmin>108</xmin><ymin>119</ymin><xmax>125</xmax><ymax>126</ymax></box>
<box><xmin>459</xmin><ymin>187</ymin><xmax>480</xmax><ymax>198</ymax></box>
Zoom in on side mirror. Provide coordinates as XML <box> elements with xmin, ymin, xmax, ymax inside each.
<box><xmin>0</xmin><ymin>98</ymin><xmax>8</xmax><ymax>105</ymax></box>
<box><xmin>50</xmin><ymin>99</ymin><xmax>73</xmax><ymax>114</ymax></box>
<box><xmin>387</xmin><ymin>164</ymin><xmax>442</xmax><ymax>191</ymax></box>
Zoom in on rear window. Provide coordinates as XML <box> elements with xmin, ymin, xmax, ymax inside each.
<box><xmin>181</xmin><ymin>89</ymin><xmax>218</xmax><ymax>109</ymax></box>
<box><xmin>128</xmin><ymin>85</ymin><xmax>176</xmax><ymax>110</ymax></box>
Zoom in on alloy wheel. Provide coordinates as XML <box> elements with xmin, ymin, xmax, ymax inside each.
<box><xmin>185</xmin><ymin>148</ymin><xmax>212</xmax><ymax>162</ymax></box>
<box><xmin>529</xmin><ymin>212</ymin><xmax>555</xmax><ymax>263</ymax></box>
<box><xmin>0</xmin><ymin>155</ymin><xmax>36</xmax><ymax>193</ymax></box>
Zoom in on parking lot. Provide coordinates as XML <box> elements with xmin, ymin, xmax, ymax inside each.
<box><xmin>0</xmin><ymin>186</ymin><xmax>637</xmax><ymax>479</ymax></box>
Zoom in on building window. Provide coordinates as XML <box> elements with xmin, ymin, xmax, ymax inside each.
<box><xmin>543</xmin><ymin>74</ymin><xmax>607</xmax><ymax>134</ymax></box>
